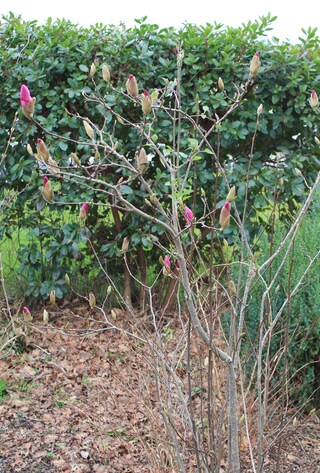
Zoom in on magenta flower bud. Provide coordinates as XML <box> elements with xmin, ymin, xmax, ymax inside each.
<box><xmin>20</xmin><ymin>84</ymin><xmax>36</xmax><ymax>119</ymax></box>
<box><xmin>183</xmin><ymin>205</ymin><xmax>194</xmax><ymax>225</ymax></box>
<box><xmin>23</xmin><ymin>306</ymin><xmax>32</xmax><ymax>323</ymax></box>
<box><xmin>163</xmin><ymin>256</ymin><xmax>171</xmax><ymax>270</ymax></box>
<box><xmin>42</xmin><ymin>176</ymin><xmax>54</xmax><ymax>202</ymax></box>
<box><xmin>310</xmin><ymin>90</ymin><xmax>319</xmax><ymax>109</ymax></box>
<box><xmin>79</xmin><ymin>203</ymin><xmax>89</xmax><ymax>219</ymax></box>
<box><xmin>126</xmin><ymin>74</ymin><xmax>139</xmax><ymax>97</ymax></box>
<box><xmin>219</xmin><ymin>202</ymin><xmax>231</xmax><ymax>230</ymax></box>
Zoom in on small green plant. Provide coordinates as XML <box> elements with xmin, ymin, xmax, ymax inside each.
<box><xmin>0</xmin><ymin>378</ymin><xmax>8</xmax><ymax>401</ymax></box>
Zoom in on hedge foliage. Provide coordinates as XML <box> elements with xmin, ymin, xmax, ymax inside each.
<box><xmin>0</xmin><ymin>12</ymin><xmax>320</xmax><ymax>300</ymax></box>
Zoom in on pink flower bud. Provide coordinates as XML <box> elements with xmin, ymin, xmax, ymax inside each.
<box><xmin>183</xmin><ymin>205</ymin><xmax>194</xmax><ymax>225</ymax></box>
<box><xmin>310</xmin><ymin>90</ymin><xmax>319</xmax><ymax>109</ymax></box>
<box><xmin>141</xmin><ymin>89</ymin><xmax>152</xmax><ymax>115</ymax></box>
<box><xmin>79</xmin><ymin>203</ymin><xmax>89</xmax><ymax>219</ymax></box>
<box><xmin>42</xmin><ymin>176</ymin><xmax>54</xmax><ymax>202</ymax></box>
<box><xmin>164</xmin><ymin>256</ymin><xmax>171</xmax><ymax>270</ymax></box>
<box><xmin>219</xmin><ymin>202</ymin><xmax>231</xmax><ymax>230</ymax></box>
<box><xmin>126</xmin><ymin>74</ymin><xmax>139</xmax><ymax>97</ymax></box>
<box><xmin>37</xmin><ymin>138</ymin><xmax>50</xmax><ymax>163</ymax></box>
<box><xmin>23</xmin><ymin>306</ymin><xmax>32</xmax><ymax>323</ymax></box>
<box><xmin>249</xmin><ymin>52</ymin><xmax>261</xmax><ymax>77</ymax></box>
<box><xmin>20</xmin><ymin>84</ymin><xmax>36</xmax><ymax>119</ymax></box>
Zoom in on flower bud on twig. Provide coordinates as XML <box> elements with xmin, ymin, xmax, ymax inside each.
<box><xmin>218</xmin><ymin>77</ymin><xmax>224</xmax><ymax>92</ymax></box>
<box><xmin>249</xmin><ymin>52</ymin><xmax>261</xmax><ymax>77</ymax></box>
<box><xmin>310</xmin><ymin>90</ymin><xmax>319</xmax><ymax>109</ymax></box>
<box><xmin>23</xmin><ymin>306</ymin><xmax>32</xmax><ymax>323</ymax></box>
<box><xmin>219</xmin><ymin>202</ymin><xmax>231</xmax><ymax>230</ymax></box>
<box><xmin>226</xmin><ymin>186</ymin><xmax>236</xmax><ymax>203</ymax></box>
<box><xmin>141</xmin><ymin>90</ymin><xmax>152</xmax><ymax>115</ymax></box>
<box><xmin>257</xmin><ymin>103</ymin><xmax>263</xmax><ymax>116</ymax></box>
<box><xmin>137</xmin><ymin>148</ymin><xmax>148</xmax><ymax>173</ymax></box>
<box><xmin>102</xmin><ymin>64</ymin><xmax>111</xmax><ymax>82</ymax></box>
<box><xmin>121</xmin><ymin>236</ymin><xmax>129</xmax><ymax>253</ymax></box>
<box><xmin>83</xmin><ymin>121</ymin><xmax>95</xmax><ymax>140</ymax></box>
<box><xmin>183</xmin><ymin>205</ymin><xmax>194</xmax><ymax>225</ymax></box>
<box><xmin>89</xmin><ymin>292</ymin><xmax>96</xmax><ymax>309</ymax></box>
<box><xmin>89</xmin><ymin>63</ymin><xmax>96</xmax><ymax>77</ymax></box>
<box><xmin>50</xmin><ymin>290</ymin><xmax>56</xmax><ymax>305</ymax></box>
<box><xmin>37</xmin><ymin>138</ymin><xmax>50</xmax><ymax>163</ymax></box>
<box><xmin>20</xmin><ymin>84</ymin><xmax>36</xmax><ymax>119</ymax></box>
<box><xmin>126</xmin><ymin>74</ymin><xmax>139</xmax><ymax>97</ymax></box>
<box><xmin>42</xmin><ymin>176</ymin><xmax>54</xmax><ymax>202</ymax></box>
<box><xmin>79</xmin><ymin>203</ymin><xmax>89</xmax><ymax>220</ymax></box>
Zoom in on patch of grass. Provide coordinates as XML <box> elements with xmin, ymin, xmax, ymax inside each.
<box><xmin>0</xmin><ymin>378</ymin><xmax>8</xmax><ymax>401</ymax></box>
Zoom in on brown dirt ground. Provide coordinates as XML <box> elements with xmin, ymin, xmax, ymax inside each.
<box><xmin>0</xmin><ymin>304</ymin><xmax>319</xmax><ymax>473</ymax></box>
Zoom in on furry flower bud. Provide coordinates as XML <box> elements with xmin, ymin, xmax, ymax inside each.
<box><xmin>42</xmin><ymin>176</ymin><xmax>54</xmax><ymax>202</ymax></box>
<box><xmin>102</xmin><ymin>64</ymin><xmax>111</xmax><ymax>82</ymax></box>
<box><xmin>310</xmin><ymin>90</ymin><xmax>319</xmax><ymax>109</ymax></box>
<box><xmin>23</xmin><ymin>306</ymin><xmax>32</xmax><ymax>323</ymax></box>
<box><xmin>89</xmin><ymin>292</ymin><xmax>96</xmax><ymax>309</ymax></box>
<box><xmin>249</xmin><ymin>52</ymin><xmax>261</xmax><ymax>77</ymax></box>
<box><xmin>43</xmin><ymin>309</ymin><xmax>49</xmax><ymax>323</ymax></box>
<box><xmin>183</xmin><ymin>205</ymin><xmax>194</xmax><ymax>225</ymax></box>
<box><xmin>126</xmin><ymin>74</ymin><xmax>139</xmax><ymax>97</ymax></box>
<box><xmin>83</xmin><ymin>121</ymin><xmax>95</xmax><ymax>140</ymax></box>
<box><xmin>20</xmin><ymin>84</ymin><xmax>36</xmax><ymax>119</ymax></box>
<box><xmin>218</xmin><ymin>77</ymin><xmax>225</xmax><ymax>92</ymax></box>
<box><xmin>163</xmin><ymin>256</ymin><xmax>171</xmax><ymax>270</ymax></box>
<box><xmin>137</xmin><ymin>147</ymin><xmax>148</xmax><ymax>173</ymax></box>
<box><xmin>50</xmin><ymin>290</ymin><xmax>56</xmax><ymax>305</ymax></box>
<box><xmin>219</xmin><ymin>202</ymin><xmax>231</xmax><ymax>230</ymax></box>
<box><xmin>121</xmin><ymin>236</ymin><xmax>129</xmax><ymax>253</ymax></box>
<box><xmin>257</xmin><ymin>103</ymin><xmax>263</xmax><ymax>116</ymax></box>
<box><xmin>141</xmin><ymin>89</ymin><xmax>152</xmax><ymax>115</ymax></box>
<box><xmin>89</xmin><ymin>63</ymin><xmax>96</xmax><ymax>77</ymax></box>
<box><xmin>226</xmin><ymin>186</ymin><xmax>236</xmax><ymax>203</ymax></box>
<box><xmin>37</xmin><ymin>138</ymin><xmax>50</xmax><ymax>163</ymax></box>
<box><xmin>79</xmin><ymin>203</ymin><xmax>89</xmax><ymax>220</ymax></box>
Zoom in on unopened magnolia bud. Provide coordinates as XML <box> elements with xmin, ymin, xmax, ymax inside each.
<box><xmin>102</xmin><ymin>64</ymin><xmax>111</xmax><ymax>82</ymax></box>
<box><xmin>50</xmin><ymin>290</ymin><xmax>56</xmax><ymax>305</ymax></box>
<box><xmin>121</xmin><ymin>236</ymin><xmax>129</xmax><ymax>253</ymax></box>
<box><xmin>144</xmin><ymin>198</ymin><xmax>152</xmax><ymax>207</ymax></box>
<box><xmin>218</xmin><ymin>77</ymin><xmax>224</xmax><ymax>92</ymax></box>
<box><xmin>295</xmin><ymin>168</ymin><xmax>303</xmax><ymax>178</ymax></box>
<box><xmin>20</xmin><ymin>85</ymin><xmax>36</xmax><ymax>119</ymax></box>
<box><xmin>219</xmin><ymin>202</ymin><xmax>231</xmax><ymax>230</ymax></box>
<box><xmin>257</xmin><ymin>103</ymin><xmax>263</xmax><ymax>116</ymax></box>
<box><xmin>315</xmin><ymin>136</ymin><xmax>320</xmax><ymax>145</ymax></box>
<box><xmin>89</xmin><ymin>63</ymin><xmax>97</xmax><ymax>77</ymax></box>
<box><xmin>228</xmin><ymin>280</ymin><xmax>237</xmax><ymax>296</ymax></box>
<box><xmin>79</xmin><ymin>203</ymin><xmax>89</xmax><ymax>219</ymax></box>
<box><xmin>163</xmin><ymin>256</ymin><xmax>171</xmax><ymax>270</ymax></box>
<box><xmin>26</xmin><ymin>143</ymin><xmax>34</xmax><ymax>155</ymax></box>
<box><xmin>43</xmin><ymin>309</ymin><xmax>49</xmax><ymax>323</ymax></box>
<box><xmin>37</xmin><ymin>138</ymin><xmax>50</xmax><ymax>163</ymax></box>
<box><xmin>126</xmin><ymin>74</ymin><xmax>139</xmax><ymax>97</ymax></box>
<box><xmin>89</xmin><ymin>292</ymin><xmax>96</xmax><ymax>309</ymax></box>
<box><xmin>141</xmin><ymin>90</ymin><xmax>152</xmax><ymax>115</ymax></box>
<box><xmin>226</xmin><ymin>186</ymin><xmax>236</xmax><ymax>203</ymax></box>
<box><xmin>65</xmin><ymin>274</ymin><xmax>70</xmax><ymax>286</ymax></box>
<box><xmin>70</xmin><ymin>152</ymin><xmax>81</xmax><ymax>166</ymax></box>
<box><xmin>111</xmin><ymin>309</ymin><xmax>117</xmax><ymax>320</ymax></box>
<box><xmin>107</xmin><ymin>285</ymin><xmax>112</xmax><ymax>297</ymax></box>
<box><xmin>183</xmin><ymin>205</ymin><xmax>194</xmax><ymax>225</ymax></box>
<box><xmin>249</xmin><ymin>52</ymin><xmax>261</xmax><ymax>77</ymax></box>
<box><xmin>42</xmin><ymin>176</ymin><xmax>54</xmax><ymax>202</ymax></box>
<box><xmin>23</xmin><ymin>306</ymin><xmax>32</xmax><ymax>323</ymax></box>
<box><xmin>83</xmin><ymin>121</ymin><xmax>94</xmax><ymax>140</ymax></box>
<box><xmin>137</xmin><ymin>147</ymin><xmax>148</xmax><ymax>173</ymax></box>
<box><xmin>310</xmin><ymin>90</ymin><xmax>319</xmax><ymax>109</ymax></box>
